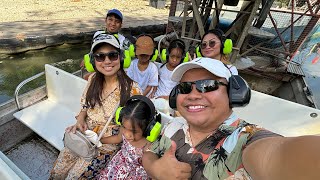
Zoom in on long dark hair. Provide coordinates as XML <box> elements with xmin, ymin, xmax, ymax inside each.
<box><xmin>119</xmin><ymin>99</ymin><xmax>151</xmax><ymax>136</ymax></box>
<box><xmin>85</xmin><ymin>43</ymin><xmax>133</xmax><ymax>107</ymax></box>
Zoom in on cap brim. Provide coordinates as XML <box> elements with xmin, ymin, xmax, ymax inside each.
<box><xmin>171</xmin><ymin>63</ymin><xmax>203</xmax><ymax>82</ymax></box>
<box><xmin>171</xmin><ymin>58</ymin><xmax>232</xmax><ymax>82</ymax></box>
<box><xmin>136</xmin><ymin>48</ymin><xmax>154</xmax><ymax>56</ymax></box>
<box><xmin>91</xmin><ymin>40</ymin><xmax>120</xmax><ymax>52</ymax></box>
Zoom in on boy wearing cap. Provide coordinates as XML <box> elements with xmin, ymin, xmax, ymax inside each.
<box><xmin>92</xmin><ymin>8</ymin><xmax>130</xmax><ymax>50</ymax></box>
<box><xmin>126</xmin><ymin>35</ymin><xmax>158</xmax><ymax>98</ymax></box>
<box><xmin>82</xmin><ymin>9</ymin><xmax>131</xmax><ymax>80</ymax></box>
<box><xmin>142</xmin><ymin>57</ymin><xmax>320</xmax><ymax>180</ymax></box>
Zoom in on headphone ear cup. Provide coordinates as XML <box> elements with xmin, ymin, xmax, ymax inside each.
<box><xmin>144</xmin><ymin>114</ymin><xmax>162</xmax><ymax>142</ymax></box>
<box><xmin>182</xmin><ymin>52</ymin><xmax>189</xmax><ymax>63</ymax></box>
<box><xmin>223</xmin><ymin>39</ymin><xmax>233</xmax><ymax>55</ymax></box>
<box><xmin>151</xmin><ymin>49</ymin><xmax>158</xmax><ymax>62</ymax></box>
<box><xmin>195</xmin><ymin>46</ymin><xmax>202</xmax><ymax>58</ymax></box>
<box><xmin>161</xmin><ymin>49</ymin><xmax>167</xmax><ymax>63</ymax></box>
<box><xmin>169</xmin><ymin>86</ymin><xmax>179</xmax><ymax>109</ymax></box>
<box><xmin>129</xmin><ymin>44</ymin><xmax>135</xmax><ymax>58</ymax></box>
<box><xmin>122</xmin><ymin>49</ymin><xmax>132</xmax><ymax>68</ymax></box>
<box><xmin>229</xmin><ymin>75</ymin><xmax>251</xmax><ymax>107</ymax></box>
<box><xmin>115</xmin><ymin>107</ymin><xmax>123</xmax><ymax>125</ymax></box>
<box><xmin>84</xmin><ymin>53</ymin><xmax>95</xmax><ymax>72</ymax></box>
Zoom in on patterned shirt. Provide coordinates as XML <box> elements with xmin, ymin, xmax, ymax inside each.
<box><xmin>149</xmin><ymin>112</ymin><xmax>279</xmax><ymax>180</ymax></box>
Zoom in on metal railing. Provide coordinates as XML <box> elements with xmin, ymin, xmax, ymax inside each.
<box><xmin>14</xmin><ymin>72</ymin><xmax>45</xmax><ymax>110</ymax></box>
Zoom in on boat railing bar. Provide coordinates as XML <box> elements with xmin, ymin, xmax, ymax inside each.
<box><xmin>14</xmin><ymin>72</ymin><xmax>45</xmax><ymax>110</ymax></box>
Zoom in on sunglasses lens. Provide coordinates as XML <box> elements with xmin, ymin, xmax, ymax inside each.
<box><xmin>196</xmin><ymin>80</ymin><xmax>218</xmax><ymax>93</ymax></box>
<box><xmin>200</xmin><ymin>42</ymin><xmax>207</xmax><ymax>49</ymax></box>
<box><xmin>177</xmin><ymin>80</ymin><xmax>220</xmax><ymax>94</ymax></box>
<box><xmin>209</xmin><ymin>41</ymin><xmax>216</xmax><ymax>48</ymax></box>
<box><xmin>178</xmin><ymin>83</ymin><xmax>192</xmax><ymax>94</ymax></box>
<box><xmin>108</xmin><ymin>52</ymin><xmax>119</xmax><ymax>61</ymax></box>
<box><xmin>94</xmin><ymin>51</ymin><xmax>119</xmax><ymax>62</ymax></box>
<box><xmin>94</xmin><ymin>54</ymin><xmax>106</xmax><ymax>62</ymax></box>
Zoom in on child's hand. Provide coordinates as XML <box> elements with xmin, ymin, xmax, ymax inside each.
<box><xmin>187</xmin><ymin>52</ymin><xmax>196</xmax><ymax>61</ymax></box>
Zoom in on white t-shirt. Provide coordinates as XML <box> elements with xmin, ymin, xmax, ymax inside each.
<box><xmin>93</xmin><ymin>31</ymin><xmax>127</xmax><ymax>50</ymax></box>
<box><xmin>126</xmin><ymin>59</ymin><xmax>158</xmax><ymax>93</ymax></box>
<box><xmin>227</xmin><ymin>64</ymin><xmax>238</xmax><ymax>75</ymax></box>
<box><xmin>155</xmin><ymin>64</ymin><xmax>178</xmax><ymax>97</ymax></box>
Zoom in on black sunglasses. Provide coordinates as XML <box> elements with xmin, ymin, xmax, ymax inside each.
<box><xmin>93</xmin><ymin>51</ymin><xmax>119</xmax><ymax>62</ymax></box>
<box><xmin>200</xmin><ymin>40</ymin><xmax>217</xmax><ymax>49</ymax></box>
<box><xmin>177</xmin><ymin>79</ymin><xmax>228</xmax><ymax>94</ymax></box>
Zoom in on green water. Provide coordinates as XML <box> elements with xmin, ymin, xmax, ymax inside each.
<box><xmin>0</xmin><ymin>43</ymin><xmax>91</xmax><ymax>104</ymax></box>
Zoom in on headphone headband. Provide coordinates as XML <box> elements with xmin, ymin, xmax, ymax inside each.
<box><xmin>115</xmin><ymin>95</ymin><xmax>161</xmax><ymax>142</ymax></box>
<box><xmin>126</xmin><ymin>95</ymin><xmax>156</xmax><ymax>121</ymax></box>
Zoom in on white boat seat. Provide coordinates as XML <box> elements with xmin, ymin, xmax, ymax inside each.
<box><xmin>13</xmin><ymin>64</ymin><xmax>87</xmax><ymax>151</ymax></box>
<box><xmin>233</xmin><ymin>91</ymin><xmax>320</xmax><ymax>137</ymax></box>
<box><xmin>154</xmin><ymin>92</ymin><xmax>320</xmax><ymax>137</ymax></box>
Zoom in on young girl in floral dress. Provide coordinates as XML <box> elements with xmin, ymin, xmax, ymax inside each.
<box><xmin>99</xmin><ymin>95</ymin><xmax>161</xmax><ymax>180</ymax></box>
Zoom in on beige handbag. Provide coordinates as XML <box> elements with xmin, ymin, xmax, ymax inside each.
<box><xmin>63</xmin><ymin>103</ymin><xmax>119</xmax><ymax>161</ymax></box>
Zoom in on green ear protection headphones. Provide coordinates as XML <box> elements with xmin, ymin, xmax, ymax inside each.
<box><xmin>84</xmin><ymin>33</ymin><xmax>132</xmax><ymax>72</ymax></box>
<box><xmin>128</xmin><ymin>34</ymin><xmax>159</xmax><ymax>62</ymax></box>
<box><xmin>195</xmin><ymin>28</ymin><xmax>233</xmax><ymax>58</ymax></box>
<box><xmin>115</xmin><ymin>95</ymin><xmax>162</xmax><ymax>142</ymax></box>
<box><xmin>160</xmin><ymin>39</ymin><xmax>189</xmax><ymax>64</ymax></box>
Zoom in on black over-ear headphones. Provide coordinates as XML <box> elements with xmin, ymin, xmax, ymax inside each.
<box><xmin>115</xmin><ymin>95</ymin><xmax>162</xmax><ymax>142</ymax></box>
<box><xmin>84</xmin><ymin>33</ymin><xmax>132</xmax><ymax>72</ymax></box>
<box><xmin>129</xmin><ymin>34</ymin><xmax>159</xmax><ymax>61</ymax></box>
<box><xmin>169</xmin><ymin>74</ymin><xmax>251</xmax><ymax>109</ymax></box>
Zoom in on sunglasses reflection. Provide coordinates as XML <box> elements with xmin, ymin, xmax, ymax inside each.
<box><xmin>93</xmin><ymin>51</ymin><xmax>119</xmax><ymax>62</ymax></box>
<box><xmin>177</xmin><ymin>79</ymin><xmax>228</xmax><ymax>94</ymax></box>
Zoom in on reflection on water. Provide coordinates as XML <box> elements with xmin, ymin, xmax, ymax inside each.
<box><xmin>0</xmin><ymin>43</ymin><xmax>90</xmax><ymax>104</ymax></box>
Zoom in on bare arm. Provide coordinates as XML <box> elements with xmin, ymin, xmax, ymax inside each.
<box><xmin>100</xmin><ymin>129</ymin><xmax>122</xmax><ymax>144</ymax></box>
<box><xmin>66</xmin><ymin>110</ymin><xmax>88</xmax><ymax>133</ymax></box>
<box><xmin>142</xmin><ymin>151</ymin><xmax>162</xmax><ymax>179</ymax></box>
<box><xmin>148</xmin><ymin>86</ymin><xmax>157</xmax><ymax>98</ymax></box>
<box><xmin>243</xmin><ymin>136</ymin><xmax>320</xmax><ymax>180</ymax></box>
<box><xmin>143</xmin><ymin>86</ymin><xmax>152</xmax><ymax>96</ymax></box>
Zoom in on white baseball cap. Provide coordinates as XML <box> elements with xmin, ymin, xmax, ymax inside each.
<box><xmin>171</xmin><ymin>57</ymin><xmax>232</xmax><ymax>82</ymax></box>
<box><xmin>91</xmin><ymin>34</ymin><xmax>120</xmax><ymax>52</ymax></box>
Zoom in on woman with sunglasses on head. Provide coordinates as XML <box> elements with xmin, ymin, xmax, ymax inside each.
<box><xmin>200</xmin><ymin>29</ymin><xmax>238</xmax><ymax>75</ymax></box>
<box><xmin>50</xmin><ymin>34</ymin><xmax>141</xmax><ymax>179</ymax></box>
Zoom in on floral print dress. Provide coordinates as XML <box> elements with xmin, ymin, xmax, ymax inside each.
<box><xmin>99</xmin><ymin>135</ymin><xmax>149</xmax><ymax>180</ymax></box>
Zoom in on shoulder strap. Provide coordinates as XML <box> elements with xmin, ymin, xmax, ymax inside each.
<box><xmin>97</xmin><ymin>102</ymin><xmax>120</xmax><ymax>141</ymax></box>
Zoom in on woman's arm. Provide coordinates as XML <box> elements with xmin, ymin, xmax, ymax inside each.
<box><xmin>66</xmin><ymin>110</ymin><xmax>88</xmax><ymax>133</ymax></box>
<box><xmin>243</xmin><ymin>136</ymin><xmax>320</xmax><ymax>180</ymax></box>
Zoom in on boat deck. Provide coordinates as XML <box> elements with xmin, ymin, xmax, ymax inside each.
<box><xmin>4</xmin><ymin>134</ymin><xmax>58</xmax><ymax>180</ymax></box>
